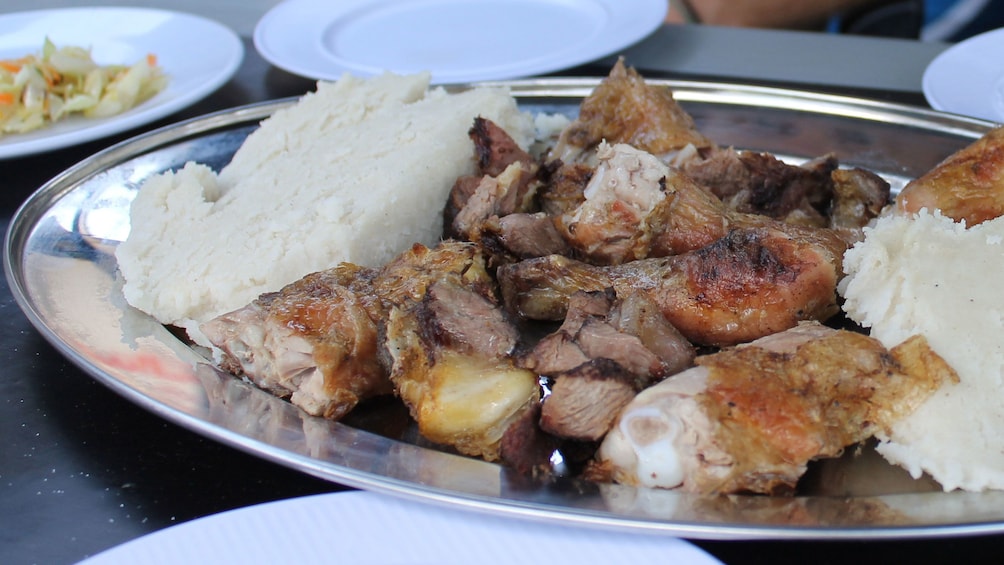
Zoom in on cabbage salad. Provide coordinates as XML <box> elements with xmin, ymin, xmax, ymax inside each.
<box><xmin>0</xmin><ymin>38</ymin><xmax>168</xmax><ymax>136</ymax></box>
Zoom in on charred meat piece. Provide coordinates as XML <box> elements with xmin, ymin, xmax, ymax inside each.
<box><xmin>522</xmin><ymin>289</ymin><xmax>694</xmax><ymax>380</ymax></box>
<box><xmin>547</xmin><ymin>143</ymin><xmax>849</xmax><ymax>266</ymax></box>
<box><xmin>829</xmin><ymin>167</ymin><xmax>891</xmax><ymax>241</ymax></box>
<box><xmin>554</xmin><ymin>142</ymin><xmax>734</xmax><ymax>264</ymax></box>
<box><xmin>681</xmin><ymin>149</ymin><xmax>838</xmax><ymax>226</ymax></box>
<box><xmin>479</xmin><ymin>212</ymin><xmax>571</xmax><ymax>261</ymax></box>
<box><xmin>380</xmin><ymin>243</ymin><xmax>540</xmax><ymax>461</ymax></box>
<box><xmin>896</xmin><ymin>126</ymin><xmax>1004</xmax><ymax>226</ymax></box>
<box><xmin>450</xmin><ymin>161</ymin><xmax>539</xmax><ymax>243</ymax></box>
<box><xmin>538</xmin><ymin>161</ymin><xmax>592</xmax><ymax>217</ymax></box>
<box><xmin>592</xmin><ymin>323</ymin><xmax>957</xmax><ymax>495</ymax></box>
<box><xmin>200</xmin><ymin>263</ymin><xmax>391</xmax><ymax>421</ymax></box>
<box><xmin>471</xmin><ymin>115</ymin><xmax>535</xmax><ymax>177</ymax></box>
<box><xmin>445</xmin><ymin>117</ymin><xmax>539</xmax><ymax>239</ymax></box>
<box><xmin>499</xmin><ymin>224</ymin><xmax>847</xmax><ymax>347</ymax></box>
<box><xmin>524</xmin><ymin>289</ymin><xmax>694</xmax><ymax>442</ymax></box>
<box><xmin>548</xmin><ymin>58</ymin><xmax>714</xmax><ymax>165</ymax></box>
<box><xmin>541</xmin><ymin>358</ymin><xmax>640</xmax><ymax>442</ymax></box>
<box><xmin>498</xmin><ymin>402</ymin><xmax>561</xmax><ymax>475</ymax></box>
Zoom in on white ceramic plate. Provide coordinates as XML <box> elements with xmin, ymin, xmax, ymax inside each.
<box><xmin>253</xmin><ymin>0</ymin><xmax>666</xmax><ymax>84</ymax></box>
<box><xmin>78</xmin><ymin>491</ymin><xmax>722</xmax><ymax>565</ymax></box>
<box><xmin>0</xmin><ymin>7</ymin><xmax>244</xmax><ymax>160</ymax></box>
<box><xmin>923</xmin><ymin>27</ymin><xmax>1004</xmax><ymax>123</ymax></box>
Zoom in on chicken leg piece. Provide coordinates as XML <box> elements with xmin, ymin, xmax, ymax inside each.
<box><xmin>896</xmin><ymin>126</ymin><xmax>1004</xmax><ymax>226</ymax></box>
<box><xmin>592</xmin><ymin>323</ymin><xmax>957</xmax><ymax>495</ymax></box>
<box><xmin>499</xmin><ymin>224</ymin><xmax>847</xmax><ymax>347</ymax></box>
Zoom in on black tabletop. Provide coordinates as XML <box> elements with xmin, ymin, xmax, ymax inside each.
<box><xmin>4</xmin><ymin>38</ymin><xmax>1004</xmax><ymax>565</ymax></box>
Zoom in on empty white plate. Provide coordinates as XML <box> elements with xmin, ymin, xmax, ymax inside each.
<box><xmin>923</xmin><ymin>27</ymin><xmax>1004</xmax><ymax>123</ymax></box>
<box><xmin>253</xmin><ymin>0</ymin><xmax>666</xmax><ymax>84</ymax></box>
<box><xmin>79</xmin><ymin>490</ymin><xmax>722</xmax><ymax>564</ymax></box>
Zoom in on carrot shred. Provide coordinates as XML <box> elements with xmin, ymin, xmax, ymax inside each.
<box><xmin>0</xmin><ymin>92</ymin><xmax>14</xmax><ymax>105</ymax></box>
<box><xmin>0</xmin><ymin>61</ymin><xmax>21</xmax><ymax>73</ymax></box>
<box><xmin>146</xmin><ymin>53</ymin><xmax>157</xmax><ymax>66</ymax></box>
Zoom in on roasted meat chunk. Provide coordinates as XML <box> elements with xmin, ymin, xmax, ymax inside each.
<box><xmin>896</xmin><ymin>126</ymin><xmax>1004</xmax><ymax>226</ymax></box>
<box><xmin>522</xmin><ymin>289</ymin><xmax>694</xmax><ymax>380</ymax></box>
<box><xmin>548</xmin><ymin>58</ymin><xmax>714</xmax><ymax>165</ymax></box>
<box><xmin>681</xmin><ymin>149</ymin><xmax>838</xmax><ymax>226</ymax></box>
<box><xmin>479</xmin><ymin>212</ymin><xmax>570</xmax><ymax>260</ymax></box>
<box><xmin>499</xmin><ymin>224</ymin><xmax>847</xmax><ymax>347</ymax></box>
<box><xmin>380</xmin><ymin>243</ymin><xmax>540</xmax><ymax>461</ymax></box>
<box><xmin>524</xmin><ymin>289</ymin><xmax>695</xmax><ymax>442</ymax></box>
<box><xmin>202</xmin><ymin>240</ymin><xmax>541</xmax><ymax>462</ymax></box>
<box><xmin>554</xmin><ymin>142</ymin><xmax>731</xmax><ymax>264</ymax></box>
<box><xmin>592</xmin><ymin>323</ymin><xmax>957</xmax><ymax>495</ymax></box>
<box><xmin>828</xmin><ymin>167</ymin><xmax>891</xmax><ymax>240</ymax></box>
<box><xmin>445</xmin><ymin>117</ymin><xmax>539</xmax><ymax>240</ymax></box>
<box><xmin>200</xmin><ymin>263</ymin><xmax>391</xmax><ymax>420</ymax></box>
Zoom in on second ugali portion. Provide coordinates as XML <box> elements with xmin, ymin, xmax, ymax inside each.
<box><xmin>840</xmin><ymin>209</ymin><xmax>1004</xmax><ymax>492</ymax></box>
<box><xmin>116</xmin><ymin>72</ymin><xmax>535</xmax><ymax>344</ymax></box>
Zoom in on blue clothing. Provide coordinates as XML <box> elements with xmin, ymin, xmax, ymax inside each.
<box><xmin>830</xmin><ymin>0</ymin><xmax>1004</xmax><ymax>41</ymax></box>
<box><xmin>923</xmin><ymin>0</ymin><xmax>1004</xmax><ymax>41</ymax></box>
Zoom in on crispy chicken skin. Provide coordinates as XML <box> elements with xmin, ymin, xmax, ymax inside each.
<box><xmin>499</xmin><ymin>224</ymin><xmax>847</xmax><ymax>347</ymax></box>
<box><xmin>592</xmin><ymin>323</ymin><xmax>958</xmax><ymax>494</ymax></box>
<box><xmin>896</xmin><ymin>126</ymin><xmax>1004</xmax><ymax>226</ymax></box>
<box><xmin>200</xmin><ymin>263</ymin><xmax>391</xmax><ymax>421</ymax></box>
<box><xmin>201</xmin><ymin>240</ymin><xmax>541</xmax><ymax>462</ymax></box>
<box><xmin>380</xmin><ymin>242</ymin><xmax>540</xmax><ymax>461</ymax></box>
<box><xmin>548</xmin><ymin>58</ymin><xmax>714</xmax><ymax>165</ymax></box>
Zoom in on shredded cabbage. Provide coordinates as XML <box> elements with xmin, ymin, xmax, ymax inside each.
<box><xmin>0</xmin><ymin>38</ymin><xmax>168</xmax><ymax>136</ymax></box>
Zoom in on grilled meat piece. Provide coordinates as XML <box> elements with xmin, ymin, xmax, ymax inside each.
<box><xmin>548</xmin><ymin>58</ymin><xmax>714</xmax><ymax>166</ymax></box>
<box><xmin>681</xmin><ymin>149</ymin><xmax>838</xmax><ymax>226</ymax></box>
<box><xmin>522</xmin><ymin>289</ymin><xmax>693</xmax><ymax>379</ymax></box>
<box><xmin>554</xmin><ymin>143</ymin><xmax>671</xmax><ymax>264</ymax></box>
<box><xmin>201</xmin><ymin>239</ymin><xmax>541</xmax><ymax>460</ymax></box>
<box><xmin>896</xmin><ymin>126</ymin><xmax>1004</xmax><ymax>226</ymax></box>
<box><xmin>471</xmin><ymin>115</ymin><xmax>535</xmax><ymax>177</ymax></box>
<box><xmin>445</xmin><ymin>117</ymin><xmax>538</xmax><ymax>239</ymax></box>
<box><xmin>541</xmin><ymin>358</ymin><xmax>640</xmax><ymax>442</ymax></box>
<box><xmin>450</xmin><ymin>161</ymin><xmax>539</xmax><ymax>243</ymax></box>
<box><xmin>498</xmin><ymin>402</ymin><xmax>561</xmax><ymax>475</ymax></box>
<box><xmin>499</xmin><ymin>224</ymin><xmax>847</xmax><ymax>347</ymax></box>
<box><xmin>593</xmin><ymin>323</ymin><xmax>957</xmax><ymax>494</ymax></box>
<box><xmin>480</xmin><ymin>212</ymin><xmax>570</xmax><ymax>261</ymax></box>
<box><xmin>200</xmin><ymin>263</ymin><xmax>391</xmax><ymax>421</ymax></box>
<box><xmin>553</xmin><ymin>142</ymin><xmax>741</xmax><ymax>264</ymax></box>
<box><xmin>829</xmin><ymin>167</ymin><xmax>891</xmax><ymax>240</ymax></box>
<box><xmin>538</xmin><ymin>161</ymin><xmax>592</xmax><ymax>217</ymax></box>
<box><xmin>524</xmin><ymin>290</ymin><xmax>694</xmax><ymax>441</ymax></box>
<box><xmin>381</xmin><ymin>243</ymin><xmax>540</xmax><ymax>461</ymax></box>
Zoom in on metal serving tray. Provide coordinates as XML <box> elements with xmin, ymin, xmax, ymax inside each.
<box><xmin>7</xmin><ymin>78</ymin><xmax>1001</xmax><ymax>540</ymax></box>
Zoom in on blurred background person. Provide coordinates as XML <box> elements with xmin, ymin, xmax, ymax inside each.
<box><xmin>665</xmin><ymin>0</ymin><xmax>1004</xmax><ymax>41</ymax></box>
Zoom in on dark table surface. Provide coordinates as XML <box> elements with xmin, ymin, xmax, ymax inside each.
<box><xmin>4</xmin><ymin>37</ymin><xmax>1004</xmax><ymax>565</ymax></box>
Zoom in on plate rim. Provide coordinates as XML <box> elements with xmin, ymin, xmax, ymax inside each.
<box><xmin>6</xmin><ymin>78</ymin><xmax>1004</xmax><ymax>541</ymax></box>
<box><xmin>0</xmin><ymin>6</ymin><xmax>245</xmax><ymax>160</ymax></box>
<box><xmin>252</xmin><ymin>0</ymin><xmax>667</xmax><ymax>83</ymax></box>
<box><xmin>922</xmin><ymin>26</ymin><xmax>1004</xmax><ymax>123</ymax></box>
<box><xmin>79</xmin><ymin>490</ymin><xmax>724</xmax><ymax>564</ymax></box>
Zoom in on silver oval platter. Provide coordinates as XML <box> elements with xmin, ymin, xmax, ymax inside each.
<box><xmin>7</xmin><ymin>78</ymin><xmax>1003</xmax><ymax>540</ymax></box>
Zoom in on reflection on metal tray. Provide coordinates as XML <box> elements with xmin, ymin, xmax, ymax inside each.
<box><xmin>5</xmin><ymin>79</ymin><xmax>999</xmax><ymax>540</ymax></box>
